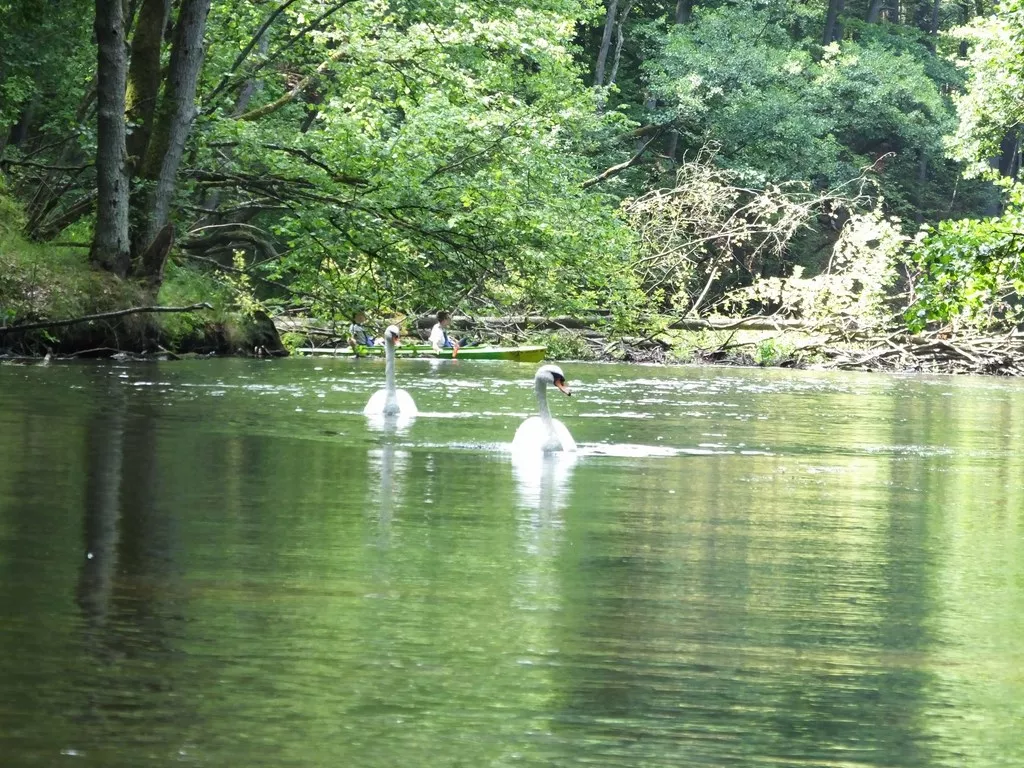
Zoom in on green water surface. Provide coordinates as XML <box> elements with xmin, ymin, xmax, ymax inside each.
<box><xmin>0</xmin><ymin>358</ymin><xmax>1022</xmax><ymax>767</ymax></box>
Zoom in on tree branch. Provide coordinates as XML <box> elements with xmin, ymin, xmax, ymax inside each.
<box><xmin>1</xmin><ymin>303</ymin><xmax>213</xmax><ymax>335</ymax></box>
<box><xmin>0</xmin><ymin>158</ymin><xmax>93</xmax><ymax>172</ymax></box>
<box><xmin>235</xmin><ymin>49</ymin><xmax>345</xmax><ymax>122</ymax></box>
<box><xmin>205</xmin><ymin>0</ymin><xmax>304</xmax><ymax>105</ymax></box>
<box><xmin>583</xmin><ymin>130</ymin><xmax>663</xmax><ymax>189</ymax></box>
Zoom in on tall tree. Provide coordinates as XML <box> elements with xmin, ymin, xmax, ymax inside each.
<box><xmin>594</xmin><ymin>0</ymin><xmax>619</xmax><ymax>87</ymax></box>
<box><xmin>91</xmin><ymin>0</ymin><xmax>130</xmax><ymax>277</ymax></box>
<box><xmin>823</xmin><ymin>0</ymin><xmax>846</xmax><ymax>43</ymax></box>
<box><xmin>133</xmin><ymin>0</ymin><xmax>212</xmax><ymax>287</ymax></box>
<box><xmin>125</xmin><ymin>0</ymin><xmax>172</xmax><ymax>166</ymax></box>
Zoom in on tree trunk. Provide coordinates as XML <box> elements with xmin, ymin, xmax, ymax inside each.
<box><xmin>929</xmin><ymin>0</ymin><xmax>941</xmax><ymax>35</ymax></box>
<box><xmin>959</xmin><ymin>2</ymin><xmax>971</xmax><ymax>56</ymax></box>
<box><xmin>593</xmin><ymin>0</ymin><xmax>619</xmax><ymax>88</ymax></box>
<box><xmin>126</xmin><ymin>0</ymin><xmax>171</xmax><ymax>168</ymax></box>
<box><xmin>134</xmin><ymin>0</ymin><xmax>211</xmax><ymax>285</ymax></box>
<box><xmin>606</xmin><ymin>0</ymin><xmax>635</xmax><ymax>88</ymax></box>
<box><xmin>91</xmin><ymin>0</ymin><xmax>131</xmax><ymax>277</ymax></box>
<box><xmin>666</xmin><ymin>0</ymin><xmax>695</xmax><ymax>162</ymax></box>
<box><xmin>232</xmin><ymin>34</ymin><xmax>270</xmax><ymax>116</ymax></box>
<box><xmin>866</xmin><ymin>0</ymin><xmax>885</xmax><ymax>23</ymax></box>
<box><xmin>674</xmin><ymin>0</ymin><xmax>693</xmax><ymax>24</ymax></box>
<box><xmin>998</xmin><ymin>129</ymin><xmax>1021</xmax><ymax>180</ymax></box>
<box><xmin>822</xmin><ymin>0</ymin><xmax>845</xmax><ymax>43</ymax></box>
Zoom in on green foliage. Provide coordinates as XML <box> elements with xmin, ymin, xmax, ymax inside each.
<box><xmin>157</xmin><ymin>261</ymin><xmax>236</xmax><ymax>343</ymax></box>
<box><xmin>0</xmin><ymin>0</ymin><xmax>1012</xmax><ymax>348</ymax></box>
<box><xmin>0</xmin><ymin>0</ymin><xmax>94</xmax><ymax>131</ymax></box>
<box><xmin>948</xmin><ymin>0</ymin><xmax>1024</xmax><ymax>176</ymax></box>
<box><xmin>538</xmin><ymin>329</ymin><xmax>596</xmax><ymax>360</ymax></box>
<box><xmin>279</xmin><ymin>332</ymin><xmax>308</xmax><ymax>355</ymax></box>
<box><xmin>754</xmin><ymin>337</ymin><xmax>794</xmax><ymax>366</ymax></box>
<box><xmin>642</xmin><ymin>1</ymin><xmax>957</xmax><ymax>221</ymax></box>
<box><xmin>195</xmin><ymin>0</ymin><xmax>645</xmax><ymax>321</ymax></box>
<box><xmin>905</xmin><ymin>185</ymin><xmax>1024</xmax><ymax>331</ymax></box>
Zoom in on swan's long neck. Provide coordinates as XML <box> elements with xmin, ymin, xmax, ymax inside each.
<box><xmin>534</xmin><ymin>376</ymin><xmax>552</xmax><ymax>423</ymax></box>
<box><xmin>385</xmin><ymin>336</ymin><xmax>397</xmax><ymax>397</ymax></box>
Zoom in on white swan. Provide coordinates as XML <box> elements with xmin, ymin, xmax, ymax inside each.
<box><xmin>512</xmin><ymin>364</ymin><xmax>577</xmax><ymax>453</ymax></box>
<box><xmin>363</xmin><ymin>325</ymin><xmax>418</xmax><ymax>417</ymax></box>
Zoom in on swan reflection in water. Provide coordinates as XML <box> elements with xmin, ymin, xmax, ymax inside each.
<box><xmin>510</xmin><ymin>450</ymin><xmax>577</xmax><ymax>614</ymax></box>
<box><xmin>512</xmin><ymin>450</ymin><xmax>578</xmax><ymax>517</ymax></box>
<box><xmin>365</xmin><ymin>411</ymin><xmax>414</xmax><ymax>538</ymax></box>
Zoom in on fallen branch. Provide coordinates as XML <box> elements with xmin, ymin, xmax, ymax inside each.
<box><xmin>583</xmin><ymin>130</ymin><xmax>663</xmax><ymax>189</ymax></box>
<box><xmin>1</xmin><ymin>303</ymin><xmax>213</xmax><ymax>335</ymax></box>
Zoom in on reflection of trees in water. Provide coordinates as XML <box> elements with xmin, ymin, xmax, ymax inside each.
<box><xmin>75</xmin><ymin>384</ymin><xmax>185</xmax><ymax>728</ymax></box>
<box><xmin>75</xmin><ymin>408</ymin><xmax>124</xmax><ymax>633</ymax></box>
<box><xmin>548</xmin><ymin>447</ymin><xmax>940</xmax><ymax>767</ymax></box>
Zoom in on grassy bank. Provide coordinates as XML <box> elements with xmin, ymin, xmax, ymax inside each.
<box><xmin>0</xmin><ymin>198</ymin><xmax>281</xmax><ymax>356</ymax></box>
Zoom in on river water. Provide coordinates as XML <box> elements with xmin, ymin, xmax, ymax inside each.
<box><xmin>1</xmin><ymin>358</ymin><xmax>1022</xmax><ymax>767</ymax></box>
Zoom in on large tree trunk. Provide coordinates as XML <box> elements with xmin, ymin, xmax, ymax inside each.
<box><xmin>928</xmin><ymin>0</ymin><xmax>941</xmax><ymax>35</ymax></box>
<box><xmin>125</xmin><ymin>0</ymin><xmax>171</xmax><ymax>168</ymax></box>
<box><xmin>593</xmin><ymin>0</ymin><xmax>619</xmax><ymax>88</ymax></box>
<box><xmin>133</xmin><ymin>0</ymin><xmax>211</xmax><ymax>286</ymax></box>
<box><xmin>666</xmin><ymin>0</ymin><xmax>695</xmax><ymax>163</ymax></box>
<box><xmin>674</xmin><ymin>0</ymin><xmax>693</xmax><ymax>24</ymax></box>
<box><xmin>822</xmin><ymin>0</ymin><xmax>845</xmax><ymax>43</ymax></box>
<box><xmin>91</xmin><ymin>0</ymin><xmax>131</xmax><ymax>277</ymax></box>
<box><xmin>606</xmin><ymin>0</ymin><xmax>635</xmax><ymax>88</ymax></box>
<box><xmin>866</xmin><ymin>0</ymin><xmax>885</xmax><ymax>23</ymax></box>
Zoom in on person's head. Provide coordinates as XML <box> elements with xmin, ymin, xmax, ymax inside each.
<box><xmin>437</xmin><ymin>310</ymin><xmax>451</xmax><ymax>328</ymax></box>
<box><xmin>353</xmin><ymin>310</ymin><xmax>366</xmax><ymax>324</ymax></box>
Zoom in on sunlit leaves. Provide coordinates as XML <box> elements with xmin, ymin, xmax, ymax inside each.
<box><xmin>948</xmin><ymin>0</ymin><xmax>1024</xmax><ymax>177</ymax></box>
<box><xmin>192</xmin><ymin>0</ymin><xmax>638</xmax><ymax>319</ymax></box>
<box><xmin>906</xmin><ymin>187</ymin><xmax>1024</xmax><ymax>331</ymax></box>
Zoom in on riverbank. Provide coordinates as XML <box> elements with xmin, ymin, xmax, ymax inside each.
<box><xmin>3</xmin><ymin>228</ymin><xmax>1021</xmax><ymax>374</ymax></box>
<box><xmin>0</xmin><ymin>229</ymin><xmax>286</xmax><ymax>358</ymax></box>
<box><xmin>8</xmin><ymin>305</ymin><xmax>1024</xmax><ymax>376</ymax></box>
<box><xmin>275</xmin><ymin>314</ymin><xmax>1024</xmax><ymax>376</ymax></box>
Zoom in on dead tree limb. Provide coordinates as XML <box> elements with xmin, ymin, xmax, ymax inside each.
<box><xmin>1</xmin><ymin>303</ymin><xmax>213</xmax><ymax>335</ymax></box>
<box><xmin>583</xmin><ymin>131</ymin><xmax>663</xmax><ymax>189</ymax></box>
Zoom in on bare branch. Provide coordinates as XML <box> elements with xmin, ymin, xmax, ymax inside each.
<box><xmin>583</xmin><ymin>130</ymin><xmax>663</xmax><ymax>189</ymax></box>
<box><xmin>1</xmin><ymin>303</ymin><xmax>213</xmax><ymax>335</ymax></box>
<box><xmin>0</xmin><ymin>158</ymin><xmax>93</xmax><ymax>172</ymax></box>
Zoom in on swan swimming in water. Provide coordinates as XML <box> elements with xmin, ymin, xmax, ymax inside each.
<box><xmin>512</xmin><ymin>364</ymin><xmax>576</xmax><ymax>453</ymax></box>
<box><xmin>363</xmin><ymin>325</ymin><xmax>418</xmax><ymax>418</ymax></box>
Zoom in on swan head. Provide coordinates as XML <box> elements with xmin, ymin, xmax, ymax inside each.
<box><xmin>536</xmin><ymin>364</ymin><xmax>571</xmax><ymax>396</ymax></box>
<box><xmin>383</xmin><ymin>325</ymin><xmax>402</xmax><ymax>344</ymax></box>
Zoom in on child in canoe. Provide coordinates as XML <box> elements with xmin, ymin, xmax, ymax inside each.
<box><xmin>348</xmin><ymin>310</ymin><xmax>377</xmax><ymax>355</ymax></box>
<box><xmin>429</xmin><ymin>311</ymin><xmax>475</xmax><ymax>353</ymax></box>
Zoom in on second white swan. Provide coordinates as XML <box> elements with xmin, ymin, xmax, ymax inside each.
<box><xmin>363</xmin><ymin>325</ymin><xmax>418</xmax><ymax>417</ymax></box>
<box><xmin>512</xmin><ymin>364</ymin><xmax>576</xmax><ymax>452</ymax></box>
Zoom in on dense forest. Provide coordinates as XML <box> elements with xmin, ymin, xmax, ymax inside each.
<box><xmin>1</xmin><ymin>0</ymin><xmax>1024</xmax><ymax>356</ymax></box>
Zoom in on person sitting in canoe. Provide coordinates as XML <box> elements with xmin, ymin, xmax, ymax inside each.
<box><xmin>348</xmin><ymin>310</ymin><xmax>377</xmax><ymax>356</ymax></box>
<box><xmin>429</xmin><ymin>311</ymin><xmax>473</xmax><ymax>353</ymax></box>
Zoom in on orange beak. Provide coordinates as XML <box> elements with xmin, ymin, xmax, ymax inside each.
<box><xmin>555</xmin><ymin>380</ymin><xmax>572</xmax><ymax>396</ymax></box>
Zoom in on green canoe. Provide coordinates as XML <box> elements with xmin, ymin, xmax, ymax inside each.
<box><xmin>296</xmin><ymin>344</ymin><xmax>547</xmax><ymax>363</ymax></box>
